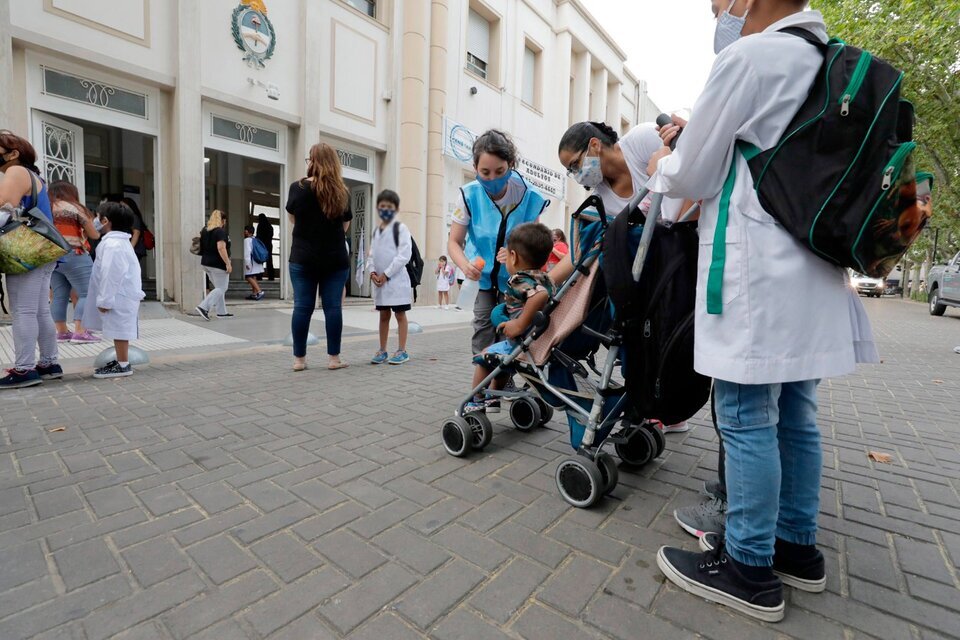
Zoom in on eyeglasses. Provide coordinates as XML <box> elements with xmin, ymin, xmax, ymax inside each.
<box><xmin>565</xmin><ymin>150</ymin><xmax>587</xmax><ymax>177</ymax></box>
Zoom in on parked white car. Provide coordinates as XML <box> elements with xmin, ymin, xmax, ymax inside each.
<box><xmin>850</xmin><ymin>272</ymin><xmax>885</xmax><ymax>298</ymax></box>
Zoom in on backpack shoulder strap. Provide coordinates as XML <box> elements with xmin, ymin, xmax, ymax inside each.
<box><xmin>779</xmin><ymin>26</ymin><xmax>828</xmax><ymax>50</ymax></box>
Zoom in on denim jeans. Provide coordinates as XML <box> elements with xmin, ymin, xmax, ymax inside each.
<box><xmin>289</xmin><ymin>263</ymin><xmax>349</xmax><ymax>357</ymax></box>
<box><xmin>199</xmin><ymin>266</ymin><xmax>229</xmax><ymax>315</ymax></box>
<box><xmin>714</xmin><ymin>379</ymin><xmax>821</xmax><ymax>567</ymax></box>
<box><xmin>51</xmin><ymin>251</ymin><xmax>94</xmax><ymax>324</ymax></box>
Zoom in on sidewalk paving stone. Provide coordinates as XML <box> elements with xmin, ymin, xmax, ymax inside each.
<box><xmin>0</xmin><ymin>300</ymin><xmax>958</xmax><ymax>638</ymax></box>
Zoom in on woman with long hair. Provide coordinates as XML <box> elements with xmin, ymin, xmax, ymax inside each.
<box><xmin>0</xmin><ymin>130</ymin><xmax>61</xmax><ymax>388</ymax></box>
<box><xmin>194</xmin><ymin>209</ymin><xmax>232</xmax><ymax>321</ymax></box>
<box><xmin>49</xmin><ymin>180</ymin><xmax>101</xmax><ymax>343</ymax></box>
<box><xmin>285</xmin><ymin>142</ymin><xmax>352</xmax><ymax>371</ymax></box>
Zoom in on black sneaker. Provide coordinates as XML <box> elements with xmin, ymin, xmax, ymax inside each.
<box><xmin>255</xmin><ymin>291</ymin><xmax>265</xmax><ymax>300</ymax></box>
<box><xmin>0</xmin><ymin>368</ymin><xmax>42</xmax><ymax>389</ymax></box>
<box><xmin>700</xmin><ymin>533</ymin><xmax>826</xmax><ymax>594</ymax></box>
<box><xmin>195</xmin><ymin>306</ymin><xmax>210</xmax><ymax>321</ymax></box>
<box><xmin>703</xmin><ymin>479</ymin><xmax>725</xmax><ymax>501</ymax></box>
<box><xmin>36</xmin><ymin>363</ymin><xmax>64</xmax><ymax>380</ymax></box>
<box><xmin>657</xmin><ymin>544</ymin><xmax>784</xmax><ymax>622</ymax></box>
<box><xmin>485</xmin><ymin>398</ymin><xmax>501</xmax><ymax>414</ymax></box>
<box><xmin>93</xmin><ymin>361</ymin><xmax>133</xmax><ymax>379</ymax></box>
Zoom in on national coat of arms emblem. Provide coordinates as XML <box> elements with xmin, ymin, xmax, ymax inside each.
<box><xmin>232</xmin><ymin>0</ymin><xmax>276</xmax><ymax>69</ymax></box>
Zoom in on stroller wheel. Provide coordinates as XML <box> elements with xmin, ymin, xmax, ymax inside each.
<box><xmin>465</xmin><ymin>413</ymin><xmax>493</xmax><ymax>450</ymax></box>
<box><xmin>643</xmin><ymin>421</ymin><xmax>667</xmax><ymax>458</ymax></box>
<box><xmin>615</xmin><ymin>427</ymin><xmax>657</xmax><ymax>467</ymax></box>
<box><xmin>534</xmin><ymin>398</ymin><xmax>554</xmax><ymax>426</ymax></box>
<box><xmin>442</xmin><ymin>417</ymin><xmax>472</xmax><ymax>457</ymax></box>
<box><xmin>596</xmin><ymin>452</ymin><xmax>619</xmax><ymax>495</ymax></box>
<box><xmin>556</xmin><ymin>456</ymin><xmax>604</xmax><ymax>508</ymax></box>
<box><xmin>510</xmin><ymin>397</ymin><xmax>542</xmax><ymax>432</ymax></box>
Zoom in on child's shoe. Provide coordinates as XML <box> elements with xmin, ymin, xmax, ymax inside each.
<box><xmin>388</xmin><ymin>350</ymin><xmax>410</xmax><ymax>365</ymax></box>
<box><xmin>70</xmin><ymin>331</ymin><xmax>101</xmax><ymax>344</ymax></box>
<box><xmin>0</xmin><ymin>368</ymin><xmax>42</xmax><ymax>389</ymax></box>
<box><xmin>484</xmin><ymin>397</ymin><xmax>501</xmax><ymax>414</ymax></box>
<box><xmin>56</xmin><ymin>332</ymin><xmax>73</xmax><ymax>342</ymax></box>
<box><xmin>93</xmin><ymin>361</ymin><xmax>133</xmax><ymax>379</ymax></box>
<box><xmin>37</xmin><ymin>363</ymin><xmax>64</xmax><ymax>380</ymax></box>
<box><xmin>463</xmin><ymin>400</ymin><xmax>486</xmax><ymax>414</ymax></box>
<box><xmin>371</xmin><ymin>350</ymin><xmax>389</xmax><ymax>364</ymax></box>
<box><xmin>255</xmin><ymin>291</ymin><xmax>265</xmax><ymax>300</ymax></box>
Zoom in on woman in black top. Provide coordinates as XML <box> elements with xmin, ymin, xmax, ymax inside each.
<box><xmin>286</xmin><ymin>143</ymin><xmax>352</xmax><ymax>371</ymax></box>
<box><xmin>256</xmin><ymin>213</ymin><xmax>275</xmax><ymax>280</ymax></box>
<box><xmin>195</xmin><ymin>209</ymin><xmax>232</xmax><ymax>320</ymax></box>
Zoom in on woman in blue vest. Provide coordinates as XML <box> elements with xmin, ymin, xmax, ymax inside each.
<box><xmin>447</xmin><ymin>130</ymin><xmax>549</xmax><ymax>354</ymax></box>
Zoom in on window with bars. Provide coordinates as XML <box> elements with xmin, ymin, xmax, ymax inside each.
<box><xmin>466</xmin><ymin>9</ymin><xmax>491</xmax><ymax>80</ymax></box>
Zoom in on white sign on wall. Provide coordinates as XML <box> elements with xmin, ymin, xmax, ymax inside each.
<box><xmin>443</xmin><ymin>116</ymin><xmax>566</xmax><ymax>200</ymax></box>
<box><xmin>442</xmin><ymin>116</ymin><xmax>477</xmax><ymax>164</ymax></box>
<box><xmin>517</xmin><ymin>156</ymin><xmax>566</xmax><ymax>200</ymax></box>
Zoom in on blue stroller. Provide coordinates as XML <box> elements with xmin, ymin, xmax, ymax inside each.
<box><xmin>440</xmin><ymin>190</ymin><xmax>679</xmax><ymax>507</ymax></box>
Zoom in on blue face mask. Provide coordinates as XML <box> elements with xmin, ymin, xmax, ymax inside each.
<box><xmin>477</xmin><ymin>171</ymin><xmax>511</xmax><ymax>196</ymax></box>
<box><xmin>378</xmin><ymin>208</ymin><xmax>396</xmax><ymax>222</ymax></box>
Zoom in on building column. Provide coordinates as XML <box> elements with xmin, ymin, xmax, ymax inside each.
<box><xmin>590</xmin><ymin>66</ymin><xmax>607</xmax><ymax>123</ymax></box>
<box><xmin>173</xmin><ymin>0</ymin><xmax>204</xmax><ymax>311</ymax></box>
<box><xmin>606</xmin><ymin>80</ymin><xmax>621</xmax><ymax>130</ymax></box>
<box><xmin>0</xmin><ymin>0</ymin><xmax>13</xmax><ymax>128</ymax></box>
<box><xmin>571</xmin><ymin>49</ymin><xmax>591</xmax><ymax>125</ymax></box>
<box><xmin>398</xmin><ymin>0</ymin><xmax>430</xmax><ymax>263</ymax></box>
<box><xmin>425</xmin><ymin>0</ymin><xmax>448</xmax><ymax>305</ymax></box>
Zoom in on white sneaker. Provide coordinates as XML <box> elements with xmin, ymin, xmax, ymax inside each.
<box><xmin>442</xmin><ymin>305</ymin><xmax>449</xmax><ymax>310</ymax></box>
<box><xmin>954</xmin><ymin>346</ymin><xmax>960</xmax><ymax>354</ymax></box>
<box><xmin>663</xmin><ymin>421</ymin><xmax>691</xmax><ymax>434</ymax></box>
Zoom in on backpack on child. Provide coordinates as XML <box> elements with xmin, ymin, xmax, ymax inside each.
<box><xmin>250</xmin><ymin>237</ymin><xmax>270</xmax><ymax>264</ymax></box>
<box><xmin>729</xmin><ymin>29</ymin><xmax>918</xmax><ymax>286</ymax></box>
<box><xmin>392</xmin><ymin>222</ymin><xmax>425</xmax><ymax>301</ymax></box>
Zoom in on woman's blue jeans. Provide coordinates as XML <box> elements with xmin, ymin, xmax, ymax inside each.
<box><xmin>714</xmin><ymin>379</ymin><xmax>822</xmax><ymax>567</ymax></box>
<box><xmin>51</xmin><ymin>251</ymin><xmax>93</xmax><ymax>324</ymax></box>
<box><xmin>289</xmin><ymin>263</ymin><xmax>349</xmax><ymax>358</ymax></box>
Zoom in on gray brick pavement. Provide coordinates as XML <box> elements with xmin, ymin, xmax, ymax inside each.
<box><xmin>0</xmin><ymin>299</ymin><xmax>957</xmax><ymax>638</ymax></box>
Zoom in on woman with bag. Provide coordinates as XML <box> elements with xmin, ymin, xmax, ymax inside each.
<box><xmin>49</xmin><ymin>181</ymin><xmax>100</xmax><ymax>344</ymax></box>
<box><xmin>195</xmin><ymin>209</ymin><xmax>231</xmax><ymax>321</ymax></box>
<box><xmin>0</xmin><ymin>130</ymin><xmax>62</xmax><ymax>389</ymax></box>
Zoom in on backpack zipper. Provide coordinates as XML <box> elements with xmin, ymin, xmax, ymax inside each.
<box><xmin>653</xmin><ymin>313</ymin><xmax>694</xmax><ymax>400</ymax></box>
<box><xmin>850</xmin><ymin>140</ymin><xmax>916</xmax><ymax>273</ymax></box>
<box><xmin>839</xmin><ymin>51</ymin><xmax>872</xmax><ymax>116</ymax></box>
<box><xmin>881</xmin><ymin>142</ymin><xmax>915</xmax><ymax>190</ymax></box>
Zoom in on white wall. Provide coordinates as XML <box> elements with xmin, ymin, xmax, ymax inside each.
<box><xmin>10</xmin><ymin>0</ymin><xmax>176</xmax><ymax>83</ymax></box>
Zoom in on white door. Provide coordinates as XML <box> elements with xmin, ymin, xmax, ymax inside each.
<box><xmin>349</xmin><ymin>183</ymin><xmax>371</xmax><ymax>297</ymax></box>
<box><xmin>31</xmin><ymin>111</ymin><xmax>85</xmax><ymax>195</ymax></box>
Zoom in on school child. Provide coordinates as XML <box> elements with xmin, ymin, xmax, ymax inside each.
<box><xmin>435</xmin><ymin>255</ymin><xmax>454</xmax><ymax>309</ymax></box>
<box><xmin>243</xmin><ymin>225</ymin><xmax>265</xmax><ymax>300</ymax></box>
<box><xmin>647</xmin><ymin>0</ymin><xmax>879</xmax><ymax>621</ymax></box>
<box><xmin>368</xmin><ymin>189</ymin><xmax>412</xmax><ymax>365</ymax></box>
<box><xmin>464</xmin><ymin>222</ymin><xmax>554</xmax><ymax>413</ymax></box>
<box><xmin>83</xmin><ymin>201</ymin><xmax>145</xmax><ymax>379</ymax></box>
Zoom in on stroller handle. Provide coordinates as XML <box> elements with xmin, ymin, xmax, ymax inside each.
<box><xmin>631</xmin><ymin>192</ymin><xmax>664</xmax><ymax>282</ymax></box>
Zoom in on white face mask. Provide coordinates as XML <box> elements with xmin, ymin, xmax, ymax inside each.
<box><xmin>714</xmin><ymin>0</ymin><xmax>749</xmax><ymax>54</ymax></box>
<box><xmin>574</xmin><ymin>154</ymin><xmax>603</xmax><ymax>190</ymax></box>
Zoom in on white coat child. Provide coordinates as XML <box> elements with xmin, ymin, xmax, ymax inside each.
<box><xmin>83</xmin><ymin>201</ymin><xmax>146</xmax><ymax>379</ymax></box>
<box><xmin>367</xmin><ymin>189</ymin><xmax>412</xmax><ymax>365</ymax></box>
<box><xmin>645</xmin><ymin>0</ymin><xmax>879</xmax><ymax>623</ymax></box>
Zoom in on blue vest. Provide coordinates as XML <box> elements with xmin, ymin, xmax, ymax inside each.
<box><xmin>461</xmin><ymin>171</ymin><xmax>548</xmax><ymax>291</ymax></box>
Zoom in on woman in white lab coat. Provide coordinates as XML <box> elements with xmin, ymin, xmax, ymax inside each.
<box><xmin>645</xmin><ymin>1</ymin><xmax>878</xmax><ymax>622</ymax></box>
<box><xmin>368</xmin><ymin>189</ymin><xmax>412</xmax><ymax>365</ymax></box>
<box><xmin>84</xmin><ymin>201</ymin><xmax>146</xmax><ymax>379</ymax></box>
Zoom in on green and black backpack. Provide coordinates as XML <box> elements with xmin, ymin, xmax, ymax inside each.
<box><xmin>712</xmin><ymin>28</ymin><xmax>921</xmax><ymax>313</ymax></box>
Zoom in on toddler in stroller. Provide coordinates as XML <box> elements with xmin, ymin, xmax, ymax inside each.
<box><xmin>461</xmin><ymin>222</ymin><xmax>555</xmax><ymax>415</ymax></box>
<box><xmin>441</xmin><ymin>193</ymin><xmax>673</xmax><ymax>508</ymax></box>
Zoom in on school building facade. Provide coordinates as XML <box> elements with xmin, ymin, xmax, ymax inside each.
<box><xmin>0</xmin><ymin>0</ymin><xmax>658</xmax><ymax>309</ymax></box>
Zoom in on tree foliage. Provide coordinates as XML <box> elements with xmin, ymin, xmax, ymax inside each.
<box><xmin>811</xmin><ymin>0</ymin><xmax>960</xmax><ymax>261</ymax></box>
